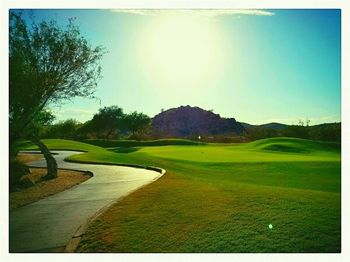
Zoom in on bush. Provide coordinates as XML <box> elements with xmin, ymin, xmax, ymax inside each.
<box><xmin>9</xmin><ymin>159</ymin><xmax>30</xmax><ymax>192</ymax></box>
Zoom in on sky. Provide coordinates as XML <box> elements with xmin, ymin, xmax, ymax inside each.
<box><xmin>16</xmin><ymin>9</ymin><xmax>341</xmax><ymax>125</ymax></box>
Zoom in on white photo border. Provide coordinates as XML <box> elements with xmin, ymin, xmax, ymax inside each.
<box><xmin>1</xmin><ymin>1</ymin><xmax>348</xmax><ymax>262</ymax></box>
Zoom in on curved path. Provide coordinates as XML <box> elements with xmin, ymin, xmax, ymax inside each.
<box><xmin>10</xmin><ymin>151</ymin><xmax>164</xmax><ymax>252</ymax></box>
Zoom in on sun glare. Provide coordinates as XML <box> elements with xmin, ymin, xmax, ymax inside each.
<box><xmin>137</xmin><ymin>13</ymin><xmax>228</xmax><ymax>91</ymax></box>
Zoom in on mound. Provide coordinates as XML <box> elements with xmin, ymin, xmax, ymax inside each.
<box><xmin>18</xmin><ymin>139</ymin><xmax>102</xmax><ymax>152</ymax></box>
<box><xmin>248</xmin><ymin>137</ymin><xmax>340</xmax><ymax>154</ymax></box>
<box><xmin>261</xmin><ymin>144</ymin><xmax>310</xmax><ymax>153</ymax></box>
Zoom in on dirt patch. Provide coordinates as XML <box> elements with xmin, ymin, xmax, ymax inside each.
<box><xmin>17</xmin><ymin>152</ymin><xmax>44</xmax><ymax>164</ymax></box>
<box><xmin>10</xmin><ymin>167</ymin><xmax>92</xmax><ymax>211</ymax></box>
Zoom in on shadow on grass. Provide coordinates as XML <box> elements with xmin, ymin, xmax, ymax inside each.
<box><xmin>14</xmin><ymin>140</ymin><xmax>34</xmax><ymax>151</ymax></box>
<box><xmin>108</xmin><ymin>147</ymin><xmax>140</xmax><ymax>154</ymax></box>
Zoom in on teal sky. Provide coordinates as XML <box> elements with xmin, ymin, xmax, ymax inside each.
<box><xmin>17</xmin><ymin>9</ymin><xmax>341</xmax><ymax>125</ymax></box>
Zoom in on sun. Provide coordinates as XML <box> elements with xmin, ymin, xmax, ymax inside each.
<box><xmin>137</xmin><ymin>12</ymin><xmax>228</xmax><ymax>91</ymax></box>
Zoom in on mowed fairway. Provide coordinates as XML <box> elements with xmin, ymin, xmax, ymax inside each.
<box><xmin>21</xmin><ymin>137</ymin><xmax>341</xmax><ymax>252</ymax></box>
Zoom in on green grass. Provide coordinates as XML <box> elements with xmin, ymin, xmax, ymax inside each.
<box><xmin>19</xmin><ymin>137</ymin><xmax>341</xmax><ymax>252</ymax></box>
<box><xmin>17</xmin><ymin>138</ymin><xmax>102</xmax><ymax>152</ymax></box>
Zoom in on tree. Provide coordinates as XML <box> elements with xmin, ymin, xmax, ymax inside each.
<box><xmin>123</xmin><ymin>111</ymin><xmax>151</xmax><ymax>139</ymax></box>
<box><xmin>9</xmin><ymin>12</ymin><xmax>105</xmax><ymax>179</ymax></box>
<box><xmin>29</xmin><ymin>109</ymin><xmax>56</xmax><ymax>137</ymax></box>
<box><xmin>246</xmin><ymin>127</ymin><xmax>279</xmax><ymax>141</ymax></box>
<box><xmin>25</xmin><ymin>110</ymin><xmax>58</xmax><ymax>179</ymax></box>
<box><xmin>10</xmin><ymin>110</ymin><xmax>56</xmax><ymax>190</ymax></box>
<box><xmin>81</xmin><ymin>106</ymin><xmax>125</xmax><ymax>139</ymax></box>
<box><xmin>43</xmin><ymin>119</ymin><xmax>81</xmax><ymax>139</ymax></box>
<box><xmin>282</xmin><ymin>119</ymin><xmax>310</xmax><ymax>139</ymax></box>
<box><xmin>308</xmin><ymin>123</ymin><xmax>341</xmax><ymax>142</ymax></box>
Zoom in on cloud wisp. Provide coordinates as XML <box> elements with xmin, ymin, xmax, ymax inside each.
<box><xmin>111</xmin><ymin>9</ymin><xmax>275</xmax><ymax>18</ymax></box>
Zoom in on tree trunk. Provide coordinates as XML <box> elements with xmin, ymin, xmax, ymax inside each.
<box><xmin>31</xmin><ymin>137</ymin><xmax>57</xmax><ymax>179</ymax></box>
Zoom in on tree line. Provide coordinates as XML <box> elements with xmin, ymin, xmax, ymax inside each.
<box><xmin>245</xmin><ymin>121</ymin><xmax>340</xmax><ymax>143</ymax></box>
<box><xmin>40</xmin><ymin>106</ymin><xmax>151</xmax><ymax>140</ymax></box>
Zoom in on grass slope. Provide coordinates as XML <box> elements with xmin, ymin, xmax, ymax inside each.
<box><xmin>20</xmin><ymin>138</ymin><xmax>340</xmax><ymax>252</ymax></box>
<box><xmin>18</xmin><ymin>138</ymin><xmax>101</xmax><ymax>152</ymax></box>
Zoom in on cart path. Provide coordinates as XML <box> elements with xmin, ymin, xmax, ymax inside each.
<box><xmin>10</xmin><ymin>151</ymin><xmax>164</xmax><ymax>252</ymax></box>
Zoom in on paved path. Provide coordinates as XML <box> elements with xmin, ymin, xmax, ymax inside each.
<box><xmin>10</xmin><ymin>151</ymin><xmax>164</xmax><ymax>252</ymax></box>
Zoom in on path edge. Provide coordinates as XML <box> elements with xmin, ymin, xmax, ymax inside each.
<box><xmin>64</xmin><ymin>165</ymin><xmax>166</xmax><ymax>253</ymax></box>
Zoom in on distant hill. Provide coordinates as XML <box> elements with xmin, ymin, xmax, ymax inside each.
<box><xmin>260</xmin><ymin>122</ymin><xmax>288</xmax><ymax>130</ymax></box>
<box><xmin>240</xmin><ymin>121</ymin><xmax>339</xmax><ymax>131</ymax></box>
<box><xmin>240</xmin><ymin>121</ymin><xmax>340</xmax><ymax>142</ymax></box>
<box><xmin>311</xmin><ymin>122</ymin><xmax>341</xmax><ymax>129</ymax></box>
<box><xmin>152</xmin><ymin>105</ymin><xmax>244</xmax><ymax>138</ymax></box>
<box><xmin>240</xmin><ymin>122</ymin><xmax>288</xmax><ymax>131</ymax></box>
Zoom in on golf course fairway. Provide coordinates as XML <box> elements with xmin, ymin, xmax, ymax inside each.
<box><xmin>20</xmin><ymin>137</ymin><xmax>341</xmax><ymax>252</ymax></box>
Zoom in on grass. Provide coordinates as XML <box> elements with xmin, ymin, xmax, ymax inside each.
<box><xmin>19</xmin><ymin>137</ymin><xmax>341</xmax><ymax>252</ymax></box>
<box><xmin>17</xmin><ymin>138</ymin><xmax>101</xmax><ymax>152</ymax></box>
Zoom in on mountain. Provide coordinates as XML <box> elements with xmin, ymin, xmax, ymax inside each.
<box><xmin>152</xmin><ymin>106</ymin><xmax>244</xmax><ymax>138</ymax></box>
